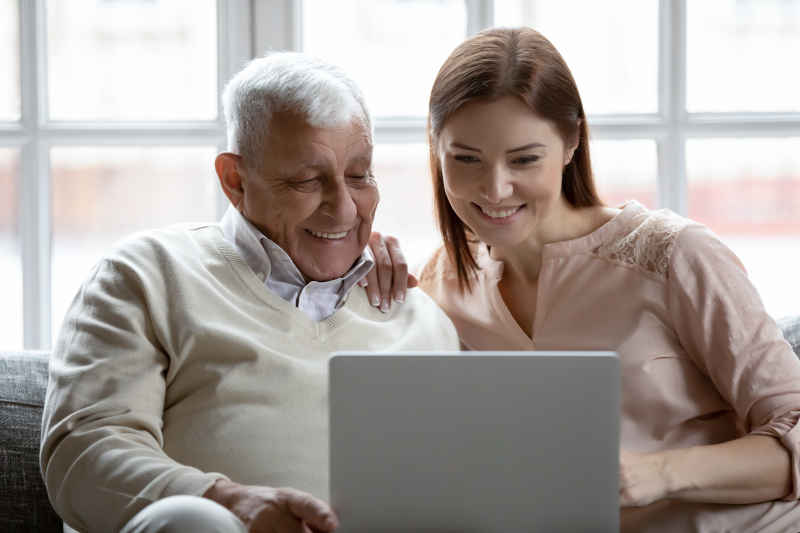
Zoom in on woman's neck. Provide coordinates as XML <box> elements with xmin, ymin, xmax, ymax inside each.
<box><xmin>488</xmin><ymin>202</ymin><xmax>616</xmax><ymax>285</ymax></box>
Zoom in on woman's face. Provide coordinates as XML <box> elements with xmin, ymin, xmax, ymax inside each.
<box><xmin>437</xmin><ymin>96</ymin><xmax>576</xmax><ymax>250</ymax></box>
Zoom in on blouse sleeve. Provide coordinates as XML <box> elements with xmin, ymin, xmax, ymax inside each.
<box><xmin>666</xmin><ymin>225</ymin><xmax>800</xmax><ymax>500</ymax></box>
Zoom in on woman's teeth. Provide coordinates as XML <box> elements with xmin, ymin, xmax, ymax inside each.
<box><xmin>308</xmin><ymin>229</ymin><xmax>348</xmax><ymax>239</ymax></box>
<box><xmin>479</xmin><ymin>205</ymin><xmax>521</xmax><ymax>218</ymax></box>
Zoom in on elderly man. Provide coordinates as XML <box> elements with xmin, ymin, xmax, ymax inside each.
<box><xmin>40</xmin><ymin>52</ymin><xmax>458</xmax><ymax>533</ymax></box>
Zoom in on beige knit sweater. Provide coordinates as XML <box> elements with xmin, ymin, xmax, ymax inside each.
<box><xmin>40</xmin><ymin>223</ymin><xmax>459</xmax><ymax>533</ymax></box>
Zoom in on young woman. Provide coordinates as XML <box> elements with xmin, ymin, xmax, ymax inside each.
<box><xmin>418</xmin><ymin>27</ymin><xmax>800</xmax><ymax>532</ymax></box>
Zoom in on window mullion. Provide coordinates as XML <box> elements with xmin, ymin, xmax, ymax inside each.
<box><xmin>216</xmin><ymin>0</ymin><xmax>252</xmax><ymax>219</ymax></box>
<box><xmin>465</xmin><ymin>0</ymin><xmax>493</xmax><ymax>35</ymax></box>
<box><xmin>254</xmin><ymin>0</ymin><xmax>301</xmax><ymax>53</ymax></box>
<box><xmin>218</xmin><ymin>0</ymin><xmax>253</xmax><ymax>103</ymax></box>
<box><xmin>659</xmin><ymin>0</ymin><xmax>688</xmax><ymax>216</ymax></box>
<box><xmin>19</xmin><ymin>0</ymin><xmax>50</xmax><ymax>349</ymax></box>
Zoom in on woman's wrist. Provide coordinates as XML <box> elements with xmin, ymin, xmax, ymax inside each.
<box><xmin>660</xmin><ymin>447</ymin><xmax>699</xmax><ymax>500</ymax></box>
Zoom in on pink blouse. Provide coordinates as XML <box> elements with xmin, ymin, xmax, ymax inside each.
<box><xmin>420</xmin><ymin>201</ymin><xmax>800</xmax><ymax>532</ymax></box>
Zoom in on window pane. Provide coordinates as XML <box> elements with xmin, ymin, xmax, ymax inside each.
<box><xmin>688</xmin><ymin>0</ymin><xmax>800</xmax><ymax>112</ymax></box>
<box><xmin>372</xmin><ymin>143</ymin><xmax>440</xmax><ymax>271</ymax></box>
<box><xmin>494</xmin><ymin>0</ymin><xmax>658</xmax><ymax>115</ymax></box>
<box><xmin>0</xmin><ymin>149</ymin><xmax>21</xmax><ymax>349</ymax></box>
<box><xmin>47</xmin><ymin>0</ymin><xmax>217</xmax><ymax>121</ymax></box>
<box><xmin>590</xmin><ymin>140</ymin><xmax>658</xmax><ymax>209</ymax></box>
<box><xmin>687</xmin><ymin>138</ymin><xmax>800</xmax><ymax>318</ymax></box>
<box><xmin>0</xmin><ymin>0</ymin><xmax>20</xmax><ymax>121</ymax></box>
<box><xmin>51</xmin><ymin>146</ymin><xmax>219</xmax><ymax>341</ymax></box>
<box><xmin>302</xmin><ymin>0</ymin><xmax>467</xmax><ymax>118</ymax></box>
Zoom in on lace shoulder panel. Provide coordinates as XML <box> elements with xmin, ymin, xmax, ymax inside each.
<box><xmin>592</xmin><ymin>209</ymin><xmax>693</xmax><ymax>277</ymax></box>
<box><xmin>419</xmin><ymin>246</ymin><xmax>456</xmax><ymax>289</ymax></box>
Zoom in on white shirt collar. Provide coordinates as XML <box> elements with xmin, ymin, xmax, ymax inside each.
<box><xmin>220</xmin><ymin>205</ymin><xmax>373</xmax><ymax>321</ymax></box>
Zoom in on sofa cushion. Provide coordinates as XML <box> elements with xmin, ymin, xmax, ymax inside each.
<box><xmin>0</xmin><ymin>351</ymin><xmax>62</xmax><ymax>532</ymax></box>
<box><xmin>779</xmin><ymin>315</ymin><xmax>800</xmax><ymax>357</ymax></box>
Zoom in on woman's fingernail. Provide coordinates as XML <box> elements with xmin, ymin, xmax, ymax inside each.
<box><xmin>371</xmin><ymin>295</ymin><xmax>380</xmax><ymax>307</ymax></box>
<box><xmin>380</xmin><ymin>299</ymin><xmax>389</xmax><ymax>313</ymax></box>
<box><xmin>396</xmin><ymin>292</ymin><xmax>405</xmax><ymax>303</ymax></box>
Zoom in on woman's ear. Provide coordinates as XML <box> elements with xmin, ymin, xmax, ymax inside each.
<box><xmin>215</xmin><ymin>153</ymin><xmax>246</xmax><ymax>208</ymax></box>
<box><xmin>564</xmin><ymin>119</ymin><xmax>583</xmax><ymax>165</ymax></box>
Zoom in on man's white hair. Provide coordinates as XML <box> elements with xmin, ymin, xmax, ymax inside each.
<box><xmin>222</xmin><ymin>51</ymin><xmax>373</xmax><ymax>171</ymax></box>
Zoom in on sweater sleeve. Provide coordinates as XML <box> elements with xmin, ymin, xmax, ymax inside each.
<box><xmin>40</xmin><ymin>257</ymin><xmax>228</xmax><ymax>533</ymax></box>
<box><xmin>667</xmin><ymin>225</ymin><xmax>800</xmax><ymax>500</ymax></box>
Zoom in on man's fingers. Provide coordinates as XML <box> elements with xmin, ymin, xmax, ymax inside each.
<box><xmin>364</xmin><ymin>266</ymin><xmax>380</xmax><ymax>307</ymax></box>
<box><xmin>369</xmin><ymin>232</ymin><xmax>392</xmax><ymax>313</ymax></box>
<box><xmin>280</xmin><ymin>488</ymin><xmax>338</xmax><ymax>532</ymax></box>
<box><xmin>384</xmin><ymin>236</ymin><xmax>408</xmax><ymax>303</ymax></box>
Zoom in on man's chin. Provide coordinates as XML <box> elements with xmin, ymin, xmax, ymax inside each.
<box><xmin>297</xmin><ymin>254</ymin><xmax>361</xmax><ymax>282</ymax></box>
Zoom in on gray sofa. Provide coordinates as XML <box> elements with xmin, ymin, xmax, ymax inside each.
<box><xmin>3</xmin><ymin>317</ymin><xmax>800</xmax><ymax>532</ymax></box>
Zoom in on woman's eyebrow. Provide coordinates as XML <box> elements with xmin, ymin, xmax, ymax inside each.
<box><xmin>451</xmin><ymin>142</ymin><xmax>481</xmax><ymax>152</ymax></box>
<box><xmin>450</xmin><ymin>141</ymin><xmax>546</xmax><ymax>153</ymax></box>
<box><xmin>507</xmin><ymin>142</ymin><xmax>546</xmax><ymax>153</ymax></box>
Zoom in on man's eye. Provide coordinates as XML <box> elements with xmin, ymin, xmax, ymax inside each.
<box><xmin>290</xmin><ymin>178</ymin><xmax>321</xmax><ymax>191</ymax></box>
<box><xmin>454</xmin><ymin>155</ymin><xmax>480</xmax><ymax>164</ymax></box>
<box><xmin>512</xmin><ymin>155</ymin><xmax>540</xmax><ymax>165</ymax></box>
<box><xmin>347</xmin><ymin>172</ymin><xmax>375</xmax><ymax>185</ymax></box>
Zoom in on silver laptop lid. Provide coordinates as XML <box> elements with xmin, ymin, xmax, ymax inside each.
<box><xmin>329</xmin><ymin>351</ymin><xmax>619</xmax><ymax>533</ymax></box>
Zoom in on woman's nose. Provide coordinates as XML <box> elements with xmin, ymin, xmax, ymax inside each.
<box><xmin>481</xmin><ymin>166</ymin><xmax>514</xmax><ymax>204</ymax></box>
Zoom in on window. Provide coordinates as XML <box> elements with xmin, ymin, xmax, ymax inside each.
<box><xmin>6</xmin><ymin>0</ymin><xmax>799</xmax><ymax>350</ymax></box>
<box><xmin>253</xmin><ymin>0</ymin><xmax>798</xmax><ymax>318</ymax></box>
<box><xmin>1</xmin><ymin>0</ymin><xmax>20</xmax><ymax>121</ymax></box>
<box><xmin>4</xmin><ymin>0</ymin><xmax>250</xmax><ymax>349</ymax></box>
<box><xmin>0</xmin><ymin>148</ymin><xmax>22</xmax><ymax>348</ymax></box>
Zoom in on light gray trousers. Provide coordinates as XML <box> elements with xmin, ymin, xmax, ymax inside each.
<box><xmin>119</xmin><ymin>495</ymin><xmax>248</xmax><ymax>533</ymax></box>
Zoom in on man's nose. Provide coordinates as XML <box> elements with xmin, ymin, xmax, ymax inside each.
<box><xmin>321</xmin><ymin>179</ymin><xmax>357</xmax><ymax>223</ymax></box>
<box><xmin>481</xmin><ymin>165</ymin><xmax>514</xmax><ymax>204</ymax></box>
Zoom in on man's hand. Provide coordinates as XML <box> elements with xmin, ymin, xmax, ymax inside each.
<box><xmin>619</xmin><ymin>449</ymin><xmax>674</xmax><ymax>508</ymax></box>
<box><xmin>360</xmin><ymin>232</ymin><xmax>418</xmax><ymax>313</ymax></box>
<box><xmin>204</xmin><ymin>479</ymin><xmax>338</xmax><ymax>532</ymax></box>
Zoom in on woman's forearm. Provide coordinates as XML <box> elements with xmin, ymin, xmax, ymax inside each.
<box><xmin>665</xmin><ymin>434</ymin><xmax>792</xmax><ymax>504</ymax></box>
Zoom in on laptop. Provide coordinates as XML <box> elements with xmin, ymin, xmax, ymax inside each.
<box><xmin>329</xmin><ymin>351</ymin><xmax>619</xmax><ymax>533</ymax></box>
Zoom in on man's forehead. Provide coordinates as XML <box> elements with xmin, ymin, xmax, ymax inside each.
<box><xmin>271</xmin><ymin>109</ymin><xmax>369</xmax><ymax>136</ymax></box>
<box><xmin>268</xmin><ymin>112</ymin><xmax>369</xmax><ymax>151</ymax></box>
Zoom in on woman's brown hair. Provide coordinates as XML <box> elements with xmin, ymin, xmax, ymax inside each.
<box><xmin>428</xmin><ymin>27</ymin><xmax>602</xmax><ymax>292</ymax></box>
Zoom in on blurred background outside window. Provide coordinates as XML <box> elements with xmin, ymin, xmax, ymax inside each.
<box><xmin>2</xmin><ymin>0</ymin><xmax>799</xmax><ymax>350</ymax></box>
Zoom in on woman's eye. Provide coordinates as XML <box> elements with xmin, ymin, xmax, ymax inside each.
<box><xmin>454</xmin><ymin>155</ymin><xmax>480</xmax><ymax>164</ymax></box>
<box><xmin>512</xmin><ymin>155</ymin><xmax>540</xmax><ymax>165</ymax></box>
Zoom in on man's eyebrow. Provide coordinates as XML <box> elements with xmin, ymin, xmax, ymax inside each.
<box><xmin>278</xmin><ymin>161</ymin><xmax>327</xmax><ymax>178</ymax></box>
<box><xmin>348</xmin><ymin>154</ymin><xmax>372</xmax><ymax>167</ymax></box>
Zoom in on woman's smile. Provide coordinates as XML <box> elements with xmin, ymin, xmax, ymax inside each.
<box><xmin>473</xmin><ymin>202</ymin><xmax>526</xmax><ymax>224</ymax></box>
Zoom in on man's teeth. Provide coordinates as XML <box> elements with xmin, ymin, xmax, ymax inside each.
<box><xmin>308</xmin><ymin>229</ymin><xmax>348</xmax><ymax>239</ymax></box>
<box><xmin>480</xmin><ymin>205</ymin><xmax>520</xmax><ymax>218</ymax></box>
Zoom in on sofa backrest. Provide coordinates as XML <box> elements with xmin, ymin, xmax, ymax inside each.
<box><xmin>0</xmin><ymin>350</ymin><xmax>63</xmax><ymax>532</ymax></box>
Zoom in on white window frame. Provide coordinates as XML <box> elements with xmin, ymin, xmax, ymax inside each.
<box><xmin>8</xmin><ymin>0</ymin><xmax>800</xmax><ymax>349</ymax></box>
<box><xmin>5</xmin><ymin>0</ymin><xmax>252</xmax><ymax>349</ymax></box>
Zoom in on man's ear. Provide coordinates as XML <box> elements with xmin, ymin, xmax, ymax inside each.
<box><xmin>215</xmin><ymin>153</ymin><xmax>246</xmax><ymax>208</ymax></box>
